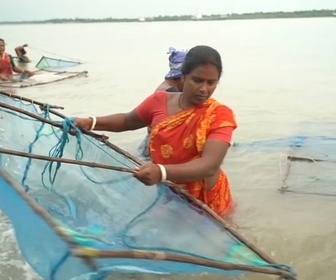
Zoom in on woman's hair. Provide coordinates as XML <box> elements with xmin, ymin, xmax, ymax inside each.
<box><xmin>181</xmin><ymin>45</ymin><xmax>222</xmax><ymax>78</ymax></box>
<box><xmin>0</xmin><ymin>38</ymin><xmax>5</xmax><ymax>44</ymax></box>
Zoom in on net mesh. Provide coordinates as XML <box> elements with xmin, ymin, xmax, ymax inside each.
<box><xmin>36</xmin><ymin>56</ymin><xmax>81</xmax><ymax>70</ymax></box>
<box><xmin>0</xmin><ymin>92</ymin><xmax>296</xmax><ymax>280</ymax></box>
<box><xmin>234</xmin><ymin>127</ymin><xmax>336</xmax><ymax>197</ymax></box>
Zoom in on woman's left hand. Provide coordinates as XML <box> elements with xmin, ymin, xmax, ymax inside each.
<box><xmin>133</xmin><ymin>162</ymin><xmax>162</xmax><ymax>186</ymax></box>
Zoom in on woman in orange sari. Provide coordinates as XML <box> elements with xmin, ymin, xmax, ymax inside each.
<box><xmin>0</xmin><ymin>38</ymin><xmax>34</xmax><ymax>81</ymax></box>
<box><xmin>73</xmin><ymin>45</ymin><xmax>237</xmax><ymax>216</ymax></box>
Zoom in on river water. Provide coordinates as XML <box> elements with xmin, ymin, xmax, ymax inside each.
<box><xmin>0</xmin><ymin>17</ymin><xmax>336</xmax><ymax>280</ymax></box>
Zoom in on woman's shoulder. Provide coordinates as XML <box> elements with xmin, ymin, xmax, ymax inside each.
<box><xmin>209</xmin><ymin>99</ymin><xmax>236</xmax><ymax>124</ymax></box>
<box><xmin>142</xmin><ymin>91</ymin><xmax>168</xmax><ymax>105</ymax></box>
<box><xmin>209</xmin><ymin>98</ymin><xmax>234</xmax><ymax>113</ymax></box>
<box><xmin>151</xmin><ymin>90</ymin><xmax>168</xmax><ymax>99</ymax></box>
<box><xmin>152</xmin><ymin>90</ymin><xmax>182</xmax><ymax>100</ymax></box>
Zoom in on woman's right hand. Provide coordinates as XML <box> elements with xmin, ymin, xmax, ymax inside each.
<box><xmin>69</xmin><ymin>117</ymin><xmax>94</xmax><ymax>135</ymax></box>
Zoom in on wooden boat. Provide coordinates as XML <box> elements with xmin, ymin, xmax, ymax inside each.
<box><xmin>0</xmin><ymin>90</ymin><xmax>296</xmax><ymax>280</ymax></box>
<box><xmin>0</xmin><ymin>69</ymin><xmax>88</xmax><ymax>88</ymax></box>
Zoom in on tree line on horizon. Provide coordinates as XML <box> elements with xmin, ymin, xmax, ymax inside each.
<box><xmin>1</xmin><ymin>9</ymin><xmax>335</xmax><ymax>24</ymax></box>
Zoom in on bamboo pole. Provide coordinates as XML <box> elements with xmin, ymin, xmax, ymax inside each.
<box><xmin>280</xmin><ymin>188</ymin><xmax>336</xmax><ymax>197</ymax></box>
<box><xmin>279</xmin><ymin>153</ymin><xmax>292</xmax><ymax>194</ymax></box>
<box><xmin>0</xmin><ymin>148</ymin><xmax>134</xmax><ymax>174</ymax></box>
<box><xmin>1</xmin><ymin>90</ymin><xmax>66</xmax><ymax>119</ymax></box>
<box><xmin>0</xmin><ymin>101</ymin><xmax>63</xmax><ymax>128</ymax></box>
<box><xmin>288</xmin><ymin>155</ymin><xmax>333</xmax><ymax>163</ymax></box>
<box><xmin>71</xmin><ymin>248</ymin><xmax>296</xmax><ymax>279</ymax></box>
<box><xmin>0</xmin><ymin>90</ymin><xmax>64</xmax><ymax>109</ymax></box>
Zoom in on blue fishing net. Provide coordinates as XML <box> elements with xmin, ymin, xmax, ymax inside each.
<box><xmin>0</xmin><ymin>92</ymin><xmax>296</xmax><ymax>280</ymax></box>
<box><xmin>35</xmin><ymin>56</ymin><xmax>81</xmax><ymax>70</ymax></box>
<box><xmin>233</xmin><ymin>125</ymin><xmax>336</xmax><ymax>197</ymax></box>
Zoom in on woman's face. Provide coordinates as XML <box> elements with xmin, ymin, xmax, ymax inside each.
<box><xmin>182</xmin><ymin>64</ymin><xmax>220</xmax><ymax>106</ymax></box>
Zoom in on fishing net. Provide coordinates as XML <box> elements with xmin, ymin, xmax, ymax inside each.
<box><xmin>0</xmin><ymin>91</ymin><xmax>296</xmax><ymax>280</ymax></box>
<box><xmin>234</xmin><ymin>126</ymin><xmax>336</xmax><ymax>197</ymax></box>
<box><xmin>36</xmin><ymin>56</ymin><xmax>81</xmax><ymax>70</ymax></box>
<box><xmin>279</xmin><ymin>134</ymin><xmax>336</xmax><ymax>197</ymax></box>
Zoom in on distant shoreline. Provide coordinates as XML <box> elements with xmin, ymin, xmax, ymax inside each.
<box><xmin>1</xmin><ymin>9</ymin><xmax>335</xmax><ymax>24</ymax></box>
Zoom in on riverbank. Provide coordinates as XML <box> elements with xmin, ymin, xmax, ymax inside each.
<box><xmin>0</xmin><ymin>9</ymin><xmax>335</xmax><ymax>24</ymax></box>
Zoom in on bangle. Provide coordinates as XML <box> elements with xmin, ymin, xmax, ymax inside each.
<box><xmin>157</xmin><ymin>164</ymin><xmax>167</xmax><ymax>182</ymax></box>
<box><xmin>89</xmin><ymin>116</ymin><xmax>97</xmax><ymax>130</ymax></box>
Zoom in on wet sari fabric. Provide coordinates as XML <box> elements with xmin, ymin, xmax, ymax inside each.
<box><xmin>0</xmin><ymin>53</ymin><xmax>13</xmax><ymax>76</ymax></box>
<box><xmin>149</xmin><ymin>98</ymin><xmax>237</xmax><ymax>216</ymax></box>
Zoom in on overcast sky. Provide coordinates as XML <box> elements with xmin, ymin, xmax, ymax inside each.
<box><xmin>2</xmin><ymin>0</ymin><xmax>335</xmax><ymax>22</ymax></box>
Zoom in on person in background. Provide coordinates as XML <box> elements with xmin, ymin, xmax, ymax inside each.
<box><xmin>0</xmin><ymin>39</ymin><xmax>34</xmax><ymax>81</ymax></box>
<box><xmin>15</xmin><ymin>43</ymin><xmax>31</xmax><ymax>63</ymax></box>
<box><xmin>72</xmin><ymin>45</ymin><xmax>237</xmax><ymax>216</ymax></box>
<box><xmin>138</xmin><ymin>47</ymin><xmax>188</xmax><ymax>159</ymax></box>
<box><xmin>155</xmin><ymin>47</ymin><xmax>188</xmax><ymax>92</ymax></box>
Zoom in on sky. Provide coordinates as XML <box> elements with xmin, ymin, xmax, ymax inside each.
<box><xmin>1</xmin><ymin>0</ymin><xmax>335</xmax><ymax>22</ymax></box>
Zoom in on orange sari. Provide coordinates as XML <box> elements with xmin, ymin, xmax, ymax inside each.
<box><xmin>0</xmin><ymin>53</ymin><xmax>13</xmax><ymax>76</ymax></box>
<box><xmin>149</xmin><ymin>98</ymin><xmax>237</xmax><ymax>216</ymax></box>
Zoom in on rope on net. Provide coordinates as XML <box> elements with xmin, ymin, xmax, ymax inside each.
<box><xmin>41</xmin><ymin>117</ymin><xmax>83</xmax><ymax>187</ymax></box>
<box><xmin>29</xmin><ymin>45</ymin><xmax>83</xmax><ymax>64</ymax></box>
<box><xmin>21</xmin><ymin>104</ymin><xmax>50</xmax><ymax>191</ymax></box>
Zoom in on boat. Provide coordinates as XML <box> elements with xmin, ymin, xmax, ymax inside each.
<box><xmin>0</xmin><ymin>90</ymin><xmax>297</xmax><ymax>280</ymax></box>
<box><xmin>0</xmin><ymin>69</ymin><xmax>88</xmax><ymax>88</ymax></box>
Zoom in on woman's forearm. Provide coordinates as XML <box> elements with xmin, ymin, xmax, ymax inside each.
<box><xmin>165</xmin><ymin>157</ymin><xmax>220</xmax><ymax>182</ymax></box>
<box><xmin>94</xmin><ymin>113</ymin><xmax>128</xmax><ymax>132</ymax></box>
<box><xmin>94</xmin><ymin>111</ymin><xmax>147</xmax><ymax>132</ymax></box>
<box><xmin>13</xmin><ymin>66</ymin><xmax>24</xmax><ymax>74</ymax></box>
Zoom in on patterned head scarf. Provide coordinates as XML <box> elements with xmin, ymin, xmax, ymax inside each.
<box><xmin>165</xmin><ymin>47</ymin><xmax>188</xmax><ymax>80</ymax></box>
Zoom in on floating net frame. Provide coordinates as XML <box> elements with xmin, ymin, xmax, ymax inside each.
<box><xmin>0</xmin><ymin>69</ymin><xmax>88</xmax><ymax>88</ymax></box>
<box><xmin>35</xmin><ymin>56</ymin><xmax>82</xmax><ymax>70</ymax></box>
<box><xmin>279</xmin><ymin>152</ymin><xmax>336</xmax><ymax>197</ymax></box>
